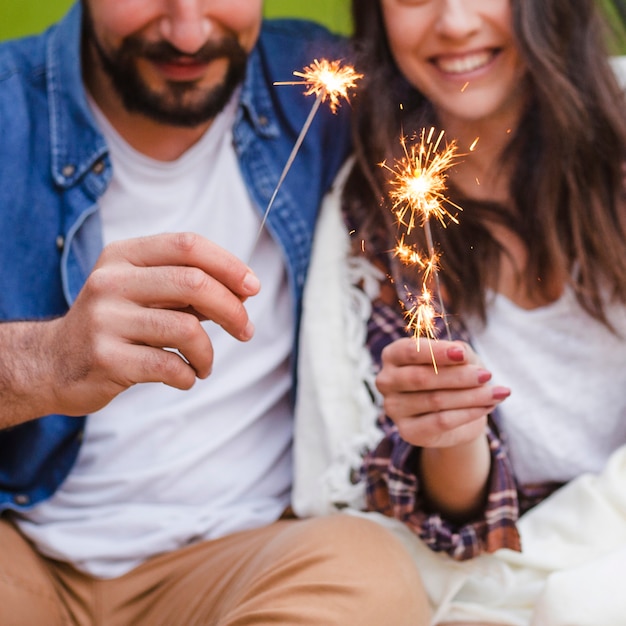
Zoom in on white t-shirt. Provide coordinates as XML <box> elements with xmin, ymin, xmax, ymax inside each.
<box><xmin>466</xmin><ymin>288</ymin><xmax>626</xmax><ymax>485</ymax></box>
<box><xmin>16</xmin><ymin>96</ymin><xmax>295</xmax><ymax>578</ymax></box>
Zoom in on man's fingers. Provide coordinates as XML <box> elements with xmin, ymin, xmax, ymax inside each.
<box><xmin>112</xmin><ymin>343</ymin><xmax>202</xmax><ymax>391</ymax></box>
<box><xmin>87</xmin><ymin>262</ymin><xmax>254</xmax><ymax>342</ymax></box>
<box><xmin>118</xmin><ymin>307</ymin><xmax>216</xmax><ymax>379</ymax></box>
<box><xmin>102</xmin><ymin>232</ymin><xmax>260</xmax><ymax>299</ymax></box>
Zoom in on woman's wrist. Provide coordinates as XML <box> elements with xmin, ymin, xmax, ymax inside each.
<box><xmin>420</xmin><ymin>434</ymin><xmax>492</xmax><ymax>521</ymax></box>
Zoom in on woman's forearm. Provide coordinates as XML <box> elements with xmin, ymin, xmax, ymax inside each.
<box><xmin>420</xmin><ymin>434</ymin><xmax>492</xmax><ymax>522</ymax></box>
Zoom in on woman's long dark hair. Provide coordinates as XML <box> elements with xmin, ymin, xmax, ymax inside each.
<box><xmin>345</xmin><ymin>0</ymin><xmax>626</xmax><ymax>326</ymax></box>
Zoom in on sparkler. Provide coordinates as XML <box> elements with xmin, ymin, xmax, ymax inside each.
<box><xmin>251</xmin><ymin>59</ymin><xmax>363</xmax><ymax>251</ymax></box>
<box><xmin>404</xmin><ymin>287</ymin><xmax>439</xmax><ymax>373</ymax></box>
<box><xmin>382</xmin><ymin>127</ymin><xmax>462</xmax><ymax>367</ymax></box>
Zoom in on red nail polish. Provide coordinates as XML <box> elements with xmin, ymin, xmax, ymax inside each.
<box><xmin>447</xmin><ymin>346</ymin><xmax>465</xmax><ymax>362</ymax></box>
<box><xmin>478</xmin><ymin>369</ymin><xmax>492</xmax><ymax>384</ymax></box>
<box><xmin>492</xmin><ymin>386</ymin><xmax>511</xmax><ymax>400</ymax></box>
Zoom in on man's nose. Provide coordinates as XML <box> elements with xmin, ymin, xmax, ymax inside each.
<box><xmin>159</xmin><ymin>0</ymin><xmax>213</xmax><ymax>54</ymax></box>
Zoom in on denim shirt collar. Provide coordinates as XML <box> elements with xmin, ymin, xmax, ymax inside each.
<box><xmin>237</xmin><ymin>46</ymin><xmax>281</xmax><ymax>144</ymax></box>
<box><xmin>47</xmin><ymin>2</ymin><xmax>109</xmax><ymax>191</ymax></box>
<box><xmin>45</xmin><ymin>2</ymin><xmax>285</xmax><ymax>304</ymax></box>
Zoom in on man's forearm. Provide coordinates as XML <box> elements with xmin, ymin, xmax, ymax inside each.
<box><xmin>0</xmin><ymin>320</ymin><xmax>59</xmax><ymax>429</ymax></box>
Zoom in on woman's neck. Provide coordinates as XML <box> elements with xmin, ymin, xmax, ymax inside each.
<box><xmin>439</xmin><ymin>105</ymin><xmax>523</xmax><ymax>202</ymax></box>
<box><xmin>440</xmin><ymin>113</ymin><xmax>568</xmax><ymax>309</ymax></box>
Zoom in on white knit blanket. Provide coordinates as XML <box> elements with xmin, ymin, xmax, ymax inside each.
<box><xmin>292</xmin><ymin>159</ymin><xmax>384</xmax><ymax>517</ymax></box>
<box><xmin>293</xmin><ymin>162</ymin><xmax>626</xmax><ymax>625</ymax></box>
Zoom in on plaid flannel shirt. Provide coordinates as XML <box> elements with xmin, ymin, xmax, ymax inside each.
<box><xmin>356</xmin><ymin>243</ymin><xmax>563</xmax><ymax>561</ymax></box>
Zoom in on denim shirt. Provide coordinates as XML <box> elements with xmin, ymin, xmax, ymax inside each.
<box><xmin>0</xmin><ymin>3</ymin><xmax>351</xmax><ymax>510</ymax></box>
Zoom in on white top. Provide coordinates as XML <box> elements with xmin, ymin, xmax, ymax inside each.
<box><xmin>292</xmin><ymin>185</ymin><xmax>626</xmax><ymax>624</ymax></box>
<box><xmin>16</xmin><ymin>96</ymin><xmax>295</xmax><ymax>578</ymax></box>
<box><xmin>465</xmin><ymin>288</ymin><xmax>626</xmax><ymax>485</ymax></box>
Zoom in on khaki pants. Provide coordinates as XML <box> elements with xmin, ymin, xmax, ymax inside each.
<box><xmin>0</xmin><ymin>514</ymin><xmax>430</xmax><ymax>625</ymax></box>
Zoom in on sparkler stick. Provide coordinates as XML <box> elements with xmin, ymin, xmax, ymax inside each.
<box><xmin>382</xmin><ymin>127</ymin><xmax>462</xmax><ymax>365</ymax></box>
<box><xmin>404</xmin><ymin>286</ymin><xmax>440</xmax><ymax>373</ymax></box>
<box><xmin>251</xmin><ymin>59</ymin><xmax>363</xmax><ymax>252</ymax></box>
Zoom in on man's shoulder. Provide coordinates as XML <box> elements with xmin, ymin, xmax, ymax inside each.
<box><xmin>0</xmin><ymin>31</ymin><xmax>48</xmax><ymax>90</ymax></box>
<box><xmin>257</xmin><ymin>18</ymin><xmax>349</xmax><ymax>68</ymax></box>
<box><xmin>260</xmin><ymin>17</ymin><xmax>343</xmax><ymax>42</ymax></box>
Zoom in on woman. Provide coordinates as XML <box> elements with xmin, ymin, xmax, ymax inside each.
<box><xmin>293</xmin><ymin>0</ymin><xmax>626</xmax><ymax>623</ymax></box>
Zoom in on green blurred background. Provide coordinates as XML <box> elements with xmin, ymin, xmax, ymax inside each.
<box><xmin>0</xmin><ymin>0</ymin><xmax>352</xmax><ymax>41</ymax></box>
<box><xmin>3</xmin><ymin>1</ymin><xmax>625</xmax><ymax>50</ymax></box>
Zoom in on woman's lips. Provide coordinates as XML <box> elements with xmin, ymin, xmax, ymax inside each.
<box><xmin>433</xmin><ymin>50</ymin><xmax>497</xmax><ymax>76</ymax></box>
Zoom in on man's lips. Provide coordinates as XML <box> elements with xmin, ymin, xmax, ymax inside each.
<box><xmin>150</xmin><ymin>57</ymin><xmax>222</xmax><ymax>81</ymax></box>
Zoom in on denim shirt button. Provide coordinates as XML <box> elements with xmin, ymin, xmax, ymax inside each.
<box><xmin>62</xmin><ymin>164</ymin><xmax>76</xmax><ymax>178</ymax></box>
<box><xmin>56</xmin><ymin>235</ymin><xmax>65</xmax><ymax>251</ymax></box>
<box><xmin>13</xmin><ymin>494</ymin><xmax>30</xmax><ymax>505</ymax></box>
<box><xmin>92</xmin><ymin>160</ymin><xmax>105</xmax><ymax>174</ymax></box>
<box><xmin>258</xmin><ymin>115</ymin><xmax>269</xmax><ymax>127</ymax></box>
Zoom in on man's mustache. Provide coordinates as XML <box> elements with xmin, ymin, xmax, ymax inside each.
<box><xmin>122</xmin><ymin>36</ymin><xmax>245</xmax><ymax>65</ymax></box>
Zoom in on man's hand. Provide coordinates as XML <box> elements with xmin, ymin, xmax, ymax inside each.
<box><xmin>0</xmin><ymin>232</ymin><xmax>260</xmax><ymax>427</ymax></box>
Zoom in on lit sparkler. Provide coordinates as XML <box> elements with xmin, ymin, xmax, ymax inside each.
<box><xmin>251</xmin><ymin>59</ymin><xmax>363</xmax><ymax>251</ymax></box>
<box><xmin>394</xmin><ymin>235</ymin><xmax>441</xmax><ymax>284</ymax></box>
<box><xmin>383</xmin><ymin>127</ymin><xmax>461</xmax><ymax>233</ymax></box>
<box><xmin>404</xmin><ymin>287</ymin><xmax>439</xmax><ymax>373</ymax></box>
<box><xmin>282</xmin><ymin>58</ymin><xmax>363</xmax><ymax>114</ymax></box>
<box><xmin>383</xmin><ymin>127</ymin><xmax>462</xmax><ymax>363</ymax></box>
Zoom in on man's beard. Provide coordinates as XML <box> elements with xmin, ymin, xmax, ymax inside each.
<box><xmin>82</xmin><ymin>9</ymin><xmax>248</xmax><ymax>127</ymax></box>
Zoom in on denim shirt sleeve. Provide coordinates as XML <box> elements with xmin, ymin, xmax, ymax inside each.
<box><xmin>0</xmin><ymin>4</ymin><xmax>107</xmax><ymax>511</ymax></box>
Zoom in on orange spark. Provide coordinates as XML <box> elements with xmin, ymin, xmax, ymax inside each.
<box><xmin>382</xmin><ymin>127</ymin><xmax>462</xmax><ymax>234</ymax></box>
<box><xmin>251</xmin><ymin>59</ymin><xmax>362</xmax><ymax>256</ymax></box>
<box><xmin>276</xmin><ymin>58</ymin><xmax>363</xmax><ymax>114</ymax></box>
<box><xmin>395</xmin><ymin>235</ymin><xmax>425</xmax><ymax>267</ymax></box>
<box><xmin>383</xmin><ymin>127</ymin><xmax>464</xmax><ymax>355</ymax></box>
<box><xmin>394</xmin><ymin>235</ymin><xmax>440</xmax><ymax>283</ymax></box>
<box><xmin>404</xmin><ymin>288</ymin><xmax>440</xmax><ymax>373</ymax></box>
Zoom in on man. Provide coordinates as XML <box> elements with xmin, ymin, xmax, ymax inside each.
<box><xmin>0</xmin><ymin>1</ymin><xmax>428</xmax><ymax>624</ymax></box>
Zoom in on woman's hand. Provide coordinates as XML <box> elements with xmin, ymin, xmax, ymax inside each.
<box><xmin>376</xmin><ymin>338</ymin><xmax>510</xmax><ymax>449</ymax></box>
<box><xmin>376</xmin><ymin>337</ymin><xmax>511</xmax><ymax>518</ymax></box>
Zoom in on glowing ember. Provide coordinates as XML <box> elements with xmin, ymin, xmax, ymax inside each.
<box><xmin>382</xmin><ymin>127</ymin><xmax>462</xmax><ymax>233</ymax></box>
<box><xmin>404</xmin><ymin>287</ymin><xmax>440</xmax><ymax>373</ymax></box>
<box><xmin>394</xmin><ymin>235</ymin><xmax>441</xmax><ymax>284</ymax></box>
<box><xmin>277</xmin><ymin>58</ymin><xmax>363</xmax><ymax>114</ymax></box>
<box><xmin>383</xmin><ymin>128</ymin><xmax>463</xmax><ymax>359</ymax></box>
<box><xmin>250</xmin><ymin>59</ymin><xmax>363</xmax><ymax>256</ymax></box>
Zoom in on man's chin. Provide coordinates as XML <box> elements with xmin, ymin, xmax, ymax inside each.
<box><xmin>121</xmin><ymin>99</ymin><xmax>221</xmax><ymax>127</ymax></box>
<box><xmin>116</xmin><ymin>62</ymin><xmax>244</xmax><ymax>127</ymax></box>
